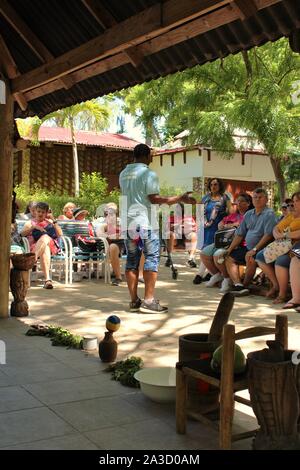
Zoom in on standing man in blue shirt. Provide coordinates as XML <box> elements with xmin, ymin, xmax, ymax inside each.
<box><xmin>225</xmin><ymin>188</ymin><xmax>277</xmax><ymax>296</ymax></box>
<box><xmin>120</xmin><ymin>143</ymin><xmax>195</xmax><ymax>313</ymax></box>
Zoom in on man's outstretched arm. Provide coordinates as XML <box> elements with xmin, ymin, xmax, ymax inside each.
<box><xmin>148</xmin><ymin>192</ymin><xmax>196</xmax><ymax>205</ymax></box>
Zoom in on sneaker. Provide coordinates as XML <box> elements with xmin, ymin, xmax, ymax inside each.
<box><xmin>220</xmin><ymin>278</ymin><xmax>232</xmax><ymax>293</ymax></box>
<box><xmin>165</xmin><ymin>258</ymin><xmax>172</xmax><ymax>267</ymax></box>
<box><xmin>112</xmin><ymin>278</ymin><xmax>122</xmax><ymax>286</ymax></box>
<box><xmin>187</xmin><ymin>259</ymin><xmax>197</xmax><ymax>268</ymax></box>
<box><xmin>139</xmin><ymin>299</ymin><xmax>168</xmax><ymax>314</ymax></box>
<box><xmin>230</xmin><ymin>284</ymin><xmax>250</xmax><ymax>296</ymax></box>
<box><xmin>129</xmin><ymin>297</ymin><xmax>142</xmax><ymax>312</ymax></box>
<box><xmin>205</xmin><ymin>272</ymin><xmax>223</xmax><ymax>287</ymax></box>
<box><xmin>43</xmin><ymin>280</ymin><xmax>53</xmax><ymax>289</ymax></box>
<box><xmin>193</xmin><ymin>274</ymin><xmax>203</xmax><ymax>284</ymax></box>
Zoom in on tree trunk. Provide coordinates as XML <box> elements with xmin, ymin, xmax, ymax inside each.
<box><xmin>69</xmin><ymin>117</ymin><xmax>80</xmax><ymax>197</ymax></box>
<box><xmin>270</xmin><ymin>156</ymin><xmax>287</xmax><ymax>203</ymax></box>
<box><xmin>0</xmin><ymin>79</ymin><xmax>14</xmax><ymax>318</ymax></box>
<box><xmin>152</xmin><ymin>122</ymin><xmax>163</xmax><ymax>146</ymax></box>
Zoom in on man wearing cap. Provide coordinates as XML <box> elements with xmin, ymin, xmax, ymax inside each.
<box><xmin>119</xmin><ymin>143</ymin><xmax>196</xmax><ymax>313</ymax></box>
<box><xmin>72</xmin><ymin>206</ymin><xmax>96</xmax><ymax>249</ymax></box>
<box><xmin>72</xmin><ymin>207</ymin><xmax>89</xmax><ymax>220</ymax></box>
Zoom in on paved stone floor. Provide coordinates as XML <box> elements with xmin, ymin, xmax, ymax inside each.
<box><xmin>1</xmin><ymin>254</ymin><xmax>299</xmax><ymax>450</ymax></box>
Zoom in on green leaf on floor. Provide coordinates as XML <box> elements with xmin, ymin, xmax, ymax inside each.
<box><xmin>105</xmin><ymin>356</ymin><xmax>143</xmax><ymax>387</ymax></box>
<box><xmin>25</xmin><ymin>324</ymin><xmax>83</xmax><ymax>349</ymax></box>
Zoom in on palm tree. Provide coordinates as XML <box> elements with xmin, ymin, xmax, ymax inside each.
<box><xmin>18</xmin><ymin>100</ymin><xmax>111</xmax><ymax>196</ymax></box>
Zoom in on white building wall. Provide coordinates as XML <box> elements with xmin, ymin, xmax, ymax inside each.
<box><xmin>150</xmin><ymin>149</ymin><xmax>203</xmax><ymax>191</ymax></box>
<box><xmin>150</xmin><ymin>148</ymin><xmax>275</xmax><ymax>190</ymax></box>
<box><xmin>203</xmin><ymin>150</ymin><xmax>275</xmax><ymax>181</ymax></box>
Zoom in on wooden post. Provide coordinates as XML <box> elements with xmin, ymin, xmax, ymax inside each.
<box><xmin>0</xmin><ymin>79</ymin><xmax>14</xmax><ymax>318</ymax></box>
<box><xmin>219</xmin><ymin>323</ymin><xmax>235</xmax><ymax>450</ymax></box>
<box><xmin>275</xmin><ymin>314</ymin><xmax>288</xmax><ymax>349</ymax></box>
<box><xmin>21</xmin><ymin>147</ymin><xmax>31</xmax><ymax>188</ymax></box>
<box><xmin>176</xmin><ymin>367</ymin><xmax>187</xmax><ymax>434</ymax></box>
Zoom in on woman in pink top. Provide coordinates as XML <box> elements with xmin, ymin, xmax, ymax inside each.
<box><xmin>21</xmin><ymin>202</ymin><xmax>62</xmax><ymax>289</ymax></box>
<box><xmin>200</xmin><ymin>193</ymin><xmax>252</xmax><ymax>292</ymax></box>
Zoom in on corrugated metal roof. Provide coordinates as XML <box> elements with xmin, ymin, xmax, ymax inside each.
<box><xmin>1</xmin><ymin>0</ymin><xmax>299</xmax><ymax>118</ymax></box>
<box><xmin>23</xmin><ymin>126</ymin><xmax>140</xmax><ymax>150</ymax></box>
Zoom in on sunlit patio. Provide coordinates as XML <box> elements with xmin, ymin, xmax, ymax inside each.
<box><xmin>1</xmin><ymin>254</ymin><xmax>299</xmax><ymax>450</ymax></box>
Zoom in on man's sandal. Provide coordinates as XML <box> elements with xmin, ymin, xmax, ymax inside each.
<box><xmin>43</xmin><ymin>280</ymin><xmax>53</xmax><ymax>289</ymax></box>
<box><xmin>282</xmin><ymin>302</ymin><xmax>300</xmax><ymax>309</ymax></box>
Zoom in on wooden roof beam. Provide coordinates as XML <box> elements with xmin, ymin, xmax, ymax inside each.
<box><xmin>23</xmin><ymin>0</ymin><xmax>282</xmax><ymax>103</ymax></box>
<box><xmin>81</xmin><ymin>0</ymin><xmax>144</xmax><ymax>67</ymax></box>
<box><xmin>82</xmin><ymin>0</ymin><xmax>145</xmax><ymax>67</ymax></box>
<box><xmin>233</xmin><ymin>0</ymin><xmax>258</xmax><ymax>20</ymax></box>
<box><xmin>0</xmin><ymin>0</ymin><xmax>73</xmax><ymax>90</ymax></box>
<box><xmin>13</xmin><ymin>0</ymin><xmax>232</xmax><ymax>94</ymax></box>
<box><xmin>81</xmin><ymin>0</ymin><xmax>143</xmax><ymax>67</ymax></box>
<box><xmin>81</xmin><ymin>0</ymin><xmax>116</xmax><ymax>29</ymax></box>
<box><xmin>0</xmin><ymin>34</ymin><xmax>27</xmax><ymax>110</ymax></box>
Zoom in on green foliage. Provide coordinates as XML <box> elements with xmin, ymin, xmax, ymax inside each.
<box><xmin>284</xmin><ymin>152</ymin><xmax>300</xmax><ymax>184</ymax></box>
<box><xmin>26</xmin><ymin>324</ymin><xmax>83</xmax><ymax>349</ymax></box>
<box><xmin>159</xmin><ymin>184</ymin><xmax>187</xmax><ymax>196</ymax></box>
<box><xmin>120</xmin><ymin>38</ymin><xmax>300</xmax><ymax>199</ymax></box>
<box><xmin>79</xmin><ymin>172</ymin><xmax>108</xmax><ymax>199</ymax></box>
<box><xmin>105</xmin><ymin>356</ymin><xmax>143</xmax><ymax>388</ymax></box>
<box><xmin>104</xmin><ymin>188</ymin><xmax>121</xmax><ymax>206</ymax></box>
<box><xmin>15</xmin><ymin>183</ymin><xmax>71</xmax><ymax>216</ymax></box>
<box><xmin>78</xmin><ymin>173</ymin><xmax>121</xmax><ymax>215</ymax></box>
<box><xmin>15</xmin><ymin>174</ymin><xmax>120</xmax><ymax>218</ymax></box>
<box><xmin>48</xmin><ymin>327</ymin><xmax>83</xmax><ymax>349</ymax></box>
<box><xmin>16</xmin><ymin>99</ymin><xmax>112</xmax><ymax>142</ymax></box>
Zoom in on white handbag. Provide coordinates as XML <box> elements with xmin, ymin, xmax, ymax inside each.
<box><xmin>263</xmin><ymin>239</ymin><xmax>292</xmax><ymax>264</ymax></box>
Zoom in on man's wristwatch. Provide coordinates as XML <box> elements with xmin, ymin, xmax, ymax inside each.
<box><xmin>252</xmin><ymin>247</ymin><xmax>257</xmax><ymax>253</ymax></box>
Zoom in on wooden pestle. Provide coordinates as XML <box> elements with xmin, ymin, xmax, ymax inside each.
<box><xmin>207</xmin><ymin>292</ymin><xmax>235</xmax><ymax>343</ymax></box>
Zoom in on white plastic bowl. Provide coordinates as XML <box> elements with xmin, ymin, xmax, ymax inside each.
<box><xmin>134</xmin><ymin>367</ymin><xmax>176</xmax><ymax>403</ymax></box>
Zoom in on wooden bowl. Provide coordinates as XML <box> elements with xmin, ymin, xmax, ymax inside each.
<box><xmin>10</xmin><ymin>253</ymin><xmax>36</xmax><ymax>271</ymax></box>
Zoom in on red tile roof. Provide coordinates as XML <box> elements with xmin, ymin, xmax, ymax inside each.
<box><xmin>24</xmin><ymin>126</ymin><xmax>141</xmax><ymax>150</ymax></box>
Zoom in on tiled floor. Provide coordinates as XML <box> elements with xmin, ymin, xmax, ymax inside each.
<box><xmin>0</xmin><ymin>321</ymin><xmax>257</xmax><ymax>450</ymax></box>
<box><xmin>2</xmin><ymin>255</ymin><xmax>297</xmax><ymax>450</ymax></box>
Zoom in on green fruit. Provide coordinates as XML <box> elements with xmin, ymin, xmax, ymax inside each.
<box><xmin>211</xmin><ymin>343</ymin><xmax>246</xmax><ymax>374</ymax></box>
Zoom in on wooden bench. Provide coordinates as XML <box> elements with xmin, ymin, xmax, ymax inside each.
<box><xmin>57</xmin><ymin>220</ymin><xmax>110</xmax><ymax>283</ymax></box>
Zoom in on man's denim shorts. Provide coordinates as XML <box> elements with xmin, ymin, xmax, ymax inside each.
<box><xmin>124</xmin><ymin>230</ymin><xmax>160</xmax><ymax>272</ymax></box>
<box><xmin>229</xmin><ymin>246</ymin><xmax>249</xmax><ymax>265</ymax></box>
<box><xmin>256</xmin><ymin>249</ymin><xmax>291</xmax><ymax>268</ymax></box>
<box><xmin>201</xmin><ymin>243</ymin><xmax>227</xmax><ymax>257</ymax></box>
